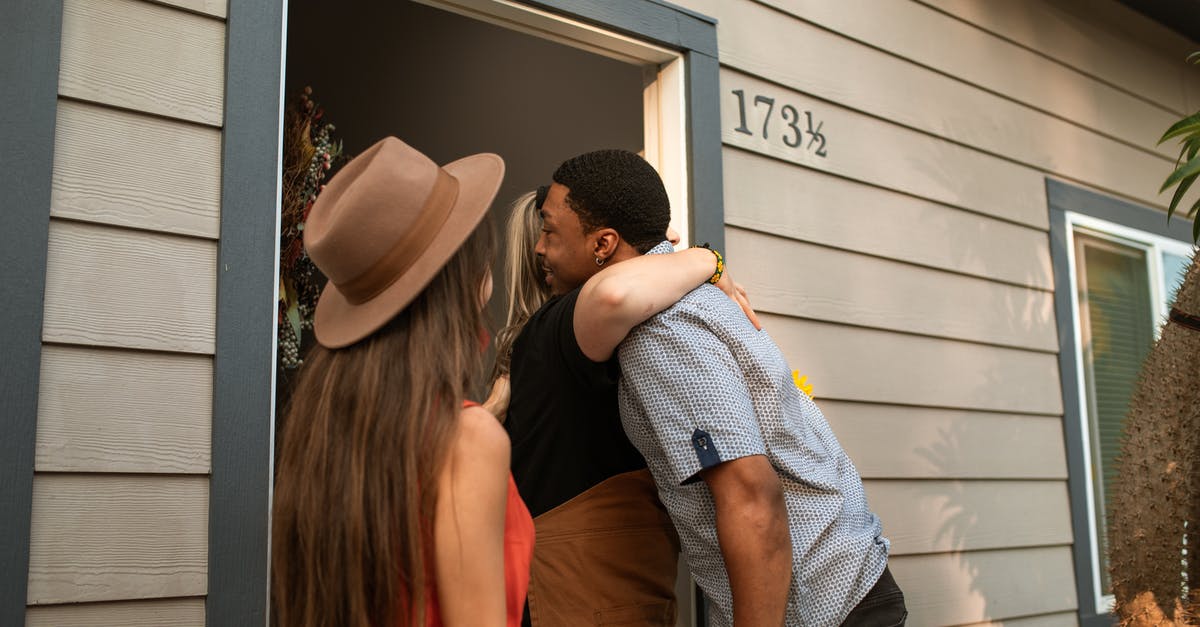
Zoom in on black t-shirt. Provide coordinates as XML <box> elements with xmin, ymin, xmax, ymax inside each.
<box><xmin>505</xmin><ymin>287</ymin><xmax>647</xmax><ymax>518</ymax></box>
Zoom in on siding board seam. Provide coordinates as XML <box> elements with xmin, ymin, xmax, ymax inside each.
<box><xmin>138</xmin><ymin>0</ymin><xmax>227</xmax><ymax>20</ymax></box>
<box><xmin>892</xmin><ymin>541</ymin><xmax>1074</xmax><ymax>560</ymax></box>
<box><xmin>721</xmin><ymin>144</ymin><xmax>1053</xmax><ymax>232</ymax></box>
<box><xmin>814</xmin><ymin>396</ymin><xmax>1063</xmax><ymax>418</ymax></box>
<box><xmin>757</xmin><ymin>310</ymin><xmax>1062</xmax><ymax>355</ymax></box>
<box><xmin>818</xmin><ymin>398</ymin><xmax>1066</xmax><ymax>420</ymax></box>
<box><xmin>911</xmin><ymin>0</ymin><xmax>1187</xmax><ymax>117</ymax></box>
<box><xmin>56</xmin><ymin>94</ymin><xmax>224</xmax><ymax>131</ymax></box>
<box><xmin>727</xmin><ymin>223</ymin><xmax>1056</xmax><ymax>294</ymax></box>
<box><xmin>747</xmin><ymin>0</ymin><xmax>1181</xmax><ymax>156</ymax></box>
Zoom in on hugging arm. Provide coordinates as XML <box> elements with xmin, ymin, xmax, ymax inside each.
<box><xmin>574</xmin><ymin>247</ymin><xmax>760</xmax><ymax>362</ymax></box>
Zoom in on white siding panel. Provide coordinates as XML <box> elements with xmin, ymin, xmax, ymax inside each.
<box><xmin>762</xmin><ymin>314</ymin><xmax>1063</xmax><ymax>414</ymax></box>
<box><xmin>821</xmin><ymin>400</ymin><xmax>1067</xmax><ymax>479</ymax></box>
<box><xmin>755</xmin><ymin>0</ymin><xmax>1177</xmax><ymax>158</ymax></box>
<box><xmin>916</xmin><ymin>0</ymin><xmax>1199</xmax><ymax>114</ymax></box>
<box><xmin>719</xmin><ymin>69</ymin><xmax>1048</xmax><ymax>229</ymax></box>
<box><xmin>42</xmin><ymin>220</ymin><xmax>216</xmax><ymax>354</ymax></box>
<box><xmin>710</xmin><ymin>1</ymin><xmax>1177</xmax><ymax>211</ymax></box>
<box><xmin>889</xmin><ymin>546</ymin><xmax>1078</xmax><ymax>625</ymax></box>
<box><xmin>58</xmin><ymin>0</ymin><xmax>225</xmax><ymax>125</ymax></box>
<box><xmin>52</xmin><ymin>100</ymin><xmax>222</xmax><ymax>238</ymax></box>
<box><xmin>26</xmin><ymin>597</ymin><xmax>205</xmax><ymax>627</ymax></box>
<box><xmin>36</xmin><ymin>345</ymin><xmax>211</xmax><ymax>474</ymax></box>
<box><xmin>27</xmin><ymin>475</ymin><xmax>208</xmax><ymax>604</ymax></box>
<box><xmin>865</xmin><ymin>480</ymin><xmax>1073</xmax><ymax>555</ymax></box>
<box><xmin>727</xmin><ymin>227</ymin><xmax>1057</xmax><ymax>350</ymax></box>
<box><xmin>722</xmin><ymin>148</ymin><xmax>1053</xmax><ymax>290</ymax></box>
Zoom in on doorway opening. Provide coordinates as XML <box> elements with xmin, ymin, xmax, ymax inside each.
<box><xmin>280</xmin><ymin>1</ymin><xmax>695</xmax><ymax>624</ymax></box>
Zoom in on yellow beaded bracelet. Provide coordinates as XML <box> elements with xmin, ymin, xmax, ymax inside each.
<box><xmin>693</xmin><ymin>244</ymin><xmax>725</xmax><ymax>285</ymax></box>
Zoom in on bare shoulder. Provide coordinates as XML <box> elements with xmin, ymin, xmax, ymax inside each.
<box><xmin>451</xmin><ymin>405</ymin><xmax>511</xmax><ymax>470</ymax></box>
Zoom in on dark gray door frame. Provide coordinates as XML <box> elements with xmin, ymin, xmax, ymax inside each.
<box><xmin>1</xmin><ymin>2</ymin><xmax>63</xmax><ymax>625</ymax></box>
<box><xmin>206</xmin><ymin>0</ymin><xmax>286</xmax><ymax>625</ymax></box>
<box><xmin>208</xmin><ymin>0</ymin><xmax>723</xmax><ymax>624</ymax></box>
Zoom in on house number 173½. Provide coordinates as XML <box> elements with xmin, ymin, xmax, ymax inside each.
<box><xmin>731</xmin><ymin>89</ymin><xmax>828</xmax><ymax>157</ymax></box>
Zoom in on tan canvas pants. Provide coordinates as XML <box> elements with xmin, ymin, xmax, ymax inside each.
<box><xmin>526</xmin><ymin>469</ymin><xmax>681</xmax><ymax>626</ymax></box>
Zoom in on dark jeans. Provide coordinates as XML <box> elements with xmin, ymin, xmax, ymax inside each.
<box><xmin>841</xmin><ymin>566</ymin><xmax>907</xmax><ymax>627</ymax></box>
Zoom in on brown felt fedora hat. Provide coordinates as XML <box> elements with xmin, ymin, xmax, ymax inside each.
<box><xmin>304</xmin><ymin>137</ymin><xmax>504</xmax><ymax>348</ymax></box>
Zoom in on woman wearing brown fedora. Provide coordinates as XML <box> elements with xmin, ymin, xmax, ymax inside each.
<box><xmin>271</xmin><ymin>137</ymin><xmax>533</xmax><ymax>627</ymax></box>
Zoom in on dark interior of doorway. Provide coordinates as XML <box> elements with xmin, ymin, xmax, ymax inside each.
<box><xmin>280</xmin><ymin>0</ymin><xmax>645</xmax><ymax>400</ymax></box>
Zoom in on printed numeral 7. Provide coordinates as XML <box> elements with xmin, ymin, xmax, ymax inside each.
<box><xmin>754</xmin><ymin>95</ymin><xmax>775</xmax><ymax>139</ymax></box>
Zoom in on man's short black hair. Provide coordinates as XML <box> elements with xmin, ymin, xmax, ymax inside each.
<box><xmin>552</xmin><ymin>149</ymin><xmax>670</xmax><ymax>254</ymax></box>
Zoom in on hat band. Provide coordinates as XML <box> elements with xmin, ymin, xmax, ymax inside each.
<box><xmin>338</xmin><ymin>169</ymin><xmax>460</xmax><ymax>305</ymax></box>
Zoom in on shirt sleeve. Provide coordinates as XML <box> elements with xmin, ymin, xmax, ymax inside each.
<box><xmin>620</xmin><ymin>299</ymin><xmax>767</xmax><ymax>485</ymax></box>
<box><xmin>537</xmin><ymin>288</ymin><xmax>619</xmax><ymax>389</ymax></box>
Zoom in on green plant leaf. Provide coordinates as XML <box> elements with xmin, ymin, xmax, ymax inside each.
<box><xmin>1159</xmin><ymin>111</ymin><xmax>1200</xmax><ymax>144</ymax></box>
<box><xmin>1168</xmin><ymin>173</ymin><xmax>1197</xmax><ymax>218</ymax></box>
<box><xmin>1160</xmin><ymin>153</ymin><xmax>1200</xmax><ymax>193</ymax></box>
<box><xmin>286</xmin><ymin>301</ymin><xmax>302</xmax><ymax>342</ymax></box>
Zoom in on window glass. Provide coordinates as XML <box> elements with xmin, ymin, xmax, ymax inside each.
<box><xmin>1073</xmin><ymin>232</ymin><xmax>1155</xmax><ymax>594</ymax></box>
<box><xmin>1162</xmin><ymin>251</ymin><xmax>1191</xmax><ymax>307</ymax></box>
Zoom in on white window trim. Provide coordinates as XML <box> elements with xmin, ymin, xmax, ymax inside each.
<box><xmin>1063</xmin><ymin>210</ymin><xmax>1196</xmax><ymax>615</ymax></box>
<box><xmin>414</xmin><ymin>0</ymin><xmax>692</xmax><ymax>246</ymax></box>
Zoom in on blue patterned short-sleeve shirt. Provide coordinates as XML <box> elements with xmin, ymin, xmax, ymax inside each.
<box><xmin>617</xmin><ymin>242</ymin><xmax>890</xmax><ymax>627</ymax></box>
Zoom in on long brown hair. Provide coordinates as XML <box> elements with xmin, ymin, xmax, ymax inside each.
<box><xmin>491</xmin><ymin>190</ymin><xmax>551</xmax><ymax>380</ymax></box>
<box><xmin>272</xmin><ymin>224</ymin><xmax>494</xmax><ymax>627</ymax></box>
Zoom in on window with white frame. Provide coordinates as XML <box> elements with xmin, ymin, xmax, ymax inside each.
<box><xmin>1064</xmin><ymin>211</ymin><xmax>1194</xmax><ymax>613</ymax></box>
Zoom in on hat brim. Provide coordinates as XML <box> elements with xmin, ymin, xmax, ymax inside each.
<box><xmin>312</xmin><ymin>152</ymin><xmax>504</xmax><ymax>349</ymax></box>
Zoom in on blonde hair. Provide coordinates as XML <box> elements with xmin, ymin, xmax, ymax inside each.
<box><xmin>492</xmin><ymin>190</ymin><xmax>551</xmax><ymax>380</ymax></box>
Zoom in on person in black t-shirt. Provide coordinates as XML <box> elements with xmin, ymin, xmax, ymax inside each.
<box><xmin>504</xmin><ymin>150</ymin><xmax>756</xmax><ymax>626</ymax></box>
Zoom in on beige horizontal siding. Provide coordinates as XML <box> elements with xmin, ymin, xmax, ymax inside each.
<box><xmin>728</xmin><ymin>227</ymin><xmax>1057</xmax><ymax>350</ymax></box>
<box><xmin>962</xmin><ymin>610</ymin><xmax>1080</xmax><ymax>626</ymax></box>
<box><xmin>865</xmin><ymin>480</ymin><xmax>1073</xmax><ymax>555</ymax></box>
<box><xmin>707</xmin><ymin>0</ymin><xmax>1182</xmax><ymax>212</ymax></box>
<box><xmin>720</xmin><ymin>69</ymin><xmax>1049</xmax><ymax>229</ymax></box>
<box><xmin>722</xmin><ymin>148</ymin><xmax>1053</xmax><ymax>290</ymax></box>
<box><xmin>822</xmin><ymin>401</ymin><xmax>1067</xmax><ymax>479</ymax></box>
<box><xmin>59</xmin><ymin>0</ymin><xmax>225</xmax><ymax>125</ymax></box>
<box><xmin>763</xmin><ymin>313</ymin><xmax>1063</xmax><ymax>415</ymax></box>
<box><xmin>27</xmin><ymin>475</ymin><xmax>208</xmax><ymax>604</ymax></box>
<box><xmin>41</xmin><ymin>220</ymin><xmax>217</xmax><ymax>354</ymax></box>
<box><xmin>36</xmin><ymin>345</ymin><xmax>211</xmax><ymax>474</ymax></box>
<box><xmin>153</xmin><ymin>0</ymin><xmax>226</xmax><ymax>18</ymax></box>
<box><xmin>889</xmin><ymin>546</ymin><xmax>1078</xmax><ymax>625</ymax></box>
<box><xmin>52</xmin><ymin>100</ymin><xmax>222</xmax><ymax>238</ymax></box>
<box><xmin>26</xmin><ymin>597</ymin><xmax>205</xmax><ymax>627</ymax></box>
<box><xmin>916</xmin><ymin>0</ymin><xmax>1200</xmax><ymax>114</ymax></box>
<box><xmin>754</xmin><ymin>0</ymin><xmax>1178</xmax><ymax>158</ymax></box>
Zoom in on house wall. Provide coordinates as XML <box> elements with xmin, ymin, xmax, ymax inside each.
<box><xmin>25</xmin><ymin>0</ymin><xmax>226</xmax><ymax>623</ymax></box>
<box><xmin>662</xmin><ymin>0</ymin><xmax>1200</xmax><ymax>624</ymax></box>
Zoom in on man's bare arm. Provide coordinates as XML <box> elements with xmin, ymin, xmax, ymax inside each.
<box><xmin>701</xmin><ymin>454</ymin><xmax>792</xmax><ymax>627</ymax></box>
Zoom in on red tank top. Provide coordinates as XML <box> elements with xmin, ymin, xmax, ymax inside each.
<box><xmin>422</xmin><ymin>402</ymin><xmax>534</xmax><ymax>626</ymax></box>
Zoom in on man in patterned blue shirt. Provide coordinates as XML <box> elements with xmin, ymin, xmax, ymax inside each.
<box><xmin>532</xmin><ymin>148</ymin><xmax>904</xmax><ymax>625</ymax></box>
<box><xmin>618</xmin><ymin>240</ymin><xmax>904</xmax><ymax>626</ymax></box>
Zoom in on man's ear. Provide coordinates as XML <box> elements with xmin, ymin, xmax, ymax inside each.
<box><xmin>592</xmin><ymin>228</ymin><xmax>621</xmax><ymax>262</ymax></box>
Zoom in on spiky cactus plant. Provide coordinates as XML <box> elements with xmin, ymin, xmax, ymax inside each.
<box><xmin>1107</xmin><ymin>258</ymin><xmax>1199</xmax><ymax>625</ymax></box>
<box><xmin>1107</xmin><ymin>52</ymin><xmax>1200</xmax><ymax>627</ymax></box>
